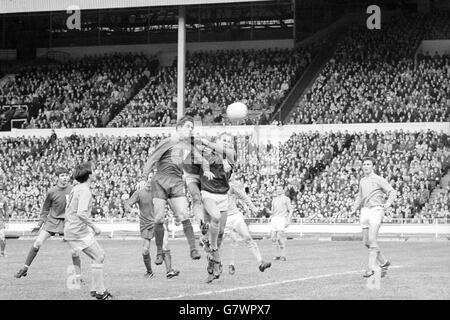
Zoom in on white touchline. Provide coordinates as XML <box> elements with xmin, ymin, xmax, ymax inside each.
<box><xmin>149</xmin><ymin>265</ymin><xmax>406</xmax><ymax>300</ymax></box>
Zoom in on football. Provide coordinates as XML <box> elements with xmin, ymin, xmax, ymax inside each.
<box><xmin>226</xmin><ymin>102</ymin><xmax>248</xmax><ymax>120</ymax></box>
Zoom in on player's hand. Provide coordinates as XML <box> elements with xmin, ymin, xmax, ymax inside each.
<box><xmin>136</xmin><ymin>180</ymin><xmax>146</xmax><ymax>190</ymax></box>
<box><xmin>92</xmin><ymin>225</ymin><xmax>101</xmax><ymax>236</ymax></box>
<box><xmin>382</xmin><ymin>204</ymin><xmax>390</xmax><ymax>210</ymax></box>
<box><xmin>203</xmin><ymin>171</ymin><xmax>215</xmax><ymax>180</ymax></box>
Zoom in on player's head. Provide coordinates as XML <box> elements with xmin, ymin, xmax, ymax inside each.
<box><xmin>55</xmin><ymin>167</ymin><xmax>70</xmax><ymax>187</ymax></box>
<box><xmin>218</xmin><ymin>132</ymin><xmax>233</xmax><ymax>149</ymax></box>
<box><xmin>362</xmin><ymin>156</ymin><xmax>376</xmax><ymax>175</ymax></box>
<box><xmin>176</xmin><ymin>116</ymin><xmax>194</xmax><ymax>140</ymax></box>
<box><xmin>276</xmin><ymin>185</ymin><xmax>284</xmax><ymax>196</ymax></box>
<box><xmin>145</xmin><ymin>173</ymin><xmax>153</xmax><ymax>189</ymax></box>
<box><xmin>73</xmin><ymin>162</ymin><xmax>93</xmax><ymax>184</ymax></box>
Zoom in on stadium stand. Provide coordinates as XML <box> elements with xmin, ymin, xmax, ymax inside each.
<box><xmin>289</xmin><ymin>12</ymin><xmax>450</xmax><ymax>124</ymax></box>
<box><xmin>1</xmin><ymin>129</ymin><xmax>448</xmax><ymax>221</ymax></box>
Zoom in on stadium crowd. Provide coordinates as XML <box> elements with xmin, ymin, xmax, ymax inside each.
<box><xmin>290</xmin><ymin>13</ymin><xmax>450</xmax><ymax>125</ymax></box>
<box><xmin>108</xmin><ymin>47</ymin><xmax>315</xmax><ymax>127</ymax></box>
<box><xmin>0</xmin><ymin>53</ymin><xmax>154</xmax><ymax>129</ymax></box>
<box><xmin>1</xmin><ymin>129</ymin><xmax>448</xmax><ymax>222</ymax></box>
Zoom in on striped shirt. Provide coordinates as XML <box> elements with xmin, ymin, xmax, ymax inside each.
<box><xmin>64</xmin><ymin>183</ymin><xmax>94</xmax><ymax>240</ymax></box>
<box><xmin>228</xmin><ymin>181</ymin><xmax>257</xmax><ymax>216</ymax></box>
<box><xmin>353</xmin><ymin>173</ymin><xmax>396</xmax><ymax>211</ymax></box>
<box><xmin>271</xmin><ymin>195</ymin><xmax>292</xmax><ymax>219</ymax></box>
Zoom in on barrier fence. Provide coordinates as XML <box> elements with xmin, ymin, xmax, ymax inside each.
<box><xmin>6</xmin><ymin>218</ymin><xmax>450</xmax><ymax>239</ymax></box>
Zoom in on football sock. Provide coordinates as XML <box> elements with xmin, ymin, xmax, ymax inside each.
<box><xmin>182</xmin><ymin>219</ymin><xmax>196</xmax><ymax>250</ymax></box>
<box><xmin>229</xmin><ymin>241</ymin><xmax>237</xmax><ymax>266</ymax></box>
<box><xmin>0</xmin><ymin>239</ymin><xmax>5</xmax><ymax>254</ymax></box>
<box><xmin>92</xmin><ymin>263</ymin><xmax>106</xmax><ymax>294</ymax></box>
<box><xmin>377</xmin><ymin>250</ymin><xmax>387</xmax><ymax>265</ymax></box>
<box><xmin>368</xmin><ymin>247</ymin><xmax>378</xmax><ymax>270</ymax></box>
<box><xmin>279</xmin><ymin>240</ymin><xmax>286</xmax><ymax>258</ymax></box>
<box><xmin>24</xmin><ymin>246</ymin><xmax>40</xmax><ymax>268</ymax></box>
<box><xmin>247</xmin><ymin>240</ymin><xmax>262</xmax><ymax>264</ymax></box>
<box><xmin>209</xmin><ymin>220</ymin><xmax>220</xmax><ymax>250</ymax></box>
<box><xmin>72</xmin><ymin>255</ymin><xmax>81</xmax><ymax>275</ymax></box>
<box><xmin>273</xmin><ymin>242</ymin><xmax>280</xmax><ymax>257</ymax></box>
<box><xmin>217</xmin><ymin>232</ymin><xmax>224</xmax><ymax>249</ymax></box>
<box><xmin>163</xmin><ymin>250</ymin><xmax>172</xmax><ymax>272</ymax></box>
<box><xmin>142</xmin><ymin>253</ymin><xmax>152</xmax><ymax>274</ymax></box>
<box><xmin>154</xmin><ymin>223</ymin><xmax>165</xmax><ymax>254</ymax></box>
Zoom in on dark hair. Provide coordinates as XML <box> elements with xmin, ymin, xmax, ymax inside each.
<box><xmin>55</xmin><ymin>167</ymin><xmax>69</xmax><ymax>176</ymax></box>
<box><xmin>362</xmin><ymin>156</ymin><xmax>376</xmax><ymax>165</ymax></box>
<box><xmin>176</xmin><ymin>116</ymin><xmax>194</xmax><ymax>129</ymax></box>
<box><xmin>74</xmin><ymin>162</ymin><xmax>92</xmax><ymax>183</ymax></box>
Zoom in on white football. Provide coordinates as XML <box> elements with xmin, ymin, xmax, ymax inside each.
<box><xmin>226</xmin><ymin>102</ymin><xmax>248</xmax><ymax>120</ymax></box>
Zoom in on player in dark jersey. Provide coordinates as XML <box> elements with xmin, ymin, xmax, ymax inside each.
<box><xmin>15</xmin><ymin>167</ymin><xmax>82</xmax><ymax>280</ymax></box>
<box><xmin>0</xmin><ymin>183</ymin><xmax>10</xmax><ymax>257</ymax></box>
<box><xmin>125</xmin><ymin>174</ymin><xmax>180</xmax><ymax>279</ymax></box>
<box><xmin>197</xmin><ymin>132</ymin><xmax>236</xmax><ymax>283</ymax></box>
<box><xmin>182</xmin><ymin>142</ymin><xmax>209</xmax><ymax>237</ymax></box>
<box><xmin>136</xmin><ymin>116</ymin><xmax>213</xmax><ymax>262</ymax></box>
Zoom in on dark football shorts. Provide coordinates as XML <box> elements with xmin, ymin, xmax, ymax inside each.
<box><xmin>43</xmin><ymin>217</ymin><xmax>65</xmax><ymax>236</ymax></box>
<box><xmin>152</xmin><ymin>174</ymin><xmax>185</xmax><ymax>200</ymax></box>
<box><xmin>141</xmin><ymin>227</ymin><xmax>155</xmax><ymax>240</ymax></box>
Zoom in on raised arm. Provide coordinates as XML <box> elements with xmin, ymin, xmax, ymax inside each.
<box><xmin>200</xmin><ymin>139</ymin><xmax>236</xmax><ymax>165</ymax></box>
<box><xmin>231</xmin><ymin>182</ymin><xmax>257</xmax><ymax>213</ymax></box>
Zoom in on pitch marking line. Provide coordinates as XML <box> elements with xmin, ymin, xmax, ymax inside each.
<box><xmin>150</xmin><ymin>265</ymin><xmax>406</xmax><ymax>300</ymax></box>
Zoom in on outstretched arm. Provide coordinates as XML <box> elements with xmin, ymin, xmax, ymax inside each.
<box><xmin>231</xmin><ymin>183</ymin><xmax>257</xmax><ymax>213</ymax></box>
<box><xmin>200</xmin><ymin>139</ymin><xmax>236</xmax><ymax>165</ymax></box>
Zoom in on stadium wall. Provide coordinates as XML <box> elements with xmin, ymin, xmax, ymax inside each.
<box><xmin>416</xmin><ymin>40</ymin><xmax>450</xmax><ymax>56</ymax></box>
<box><xmin>36</xmin><ymin>39</ymin><xmax>294</xmax><ymax>65</ymax></box>
<box><xmin>3</xmin><ymin>122</ymin><xmax>449</xmax><ymax>145</ymax></box>
<box><xmin>6</xmin><ymin>222</ymin><xmax>450</xmax><ymax>237</ymax></box>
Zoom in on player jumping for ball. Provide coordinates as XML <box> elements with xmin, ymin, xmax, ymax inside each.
<box><xmin>225</xmin><ymin>173</ymin><xmax>272</xmax><ymax>275</ymax></box>
<box><xmin>0</xmin><ymin>183</ymin><xmax>10</xmax><ymax>257</ymax></box>
<box><xmin>64</xmin><ymin>162</ymin><xmax>113</xmax><ymax>300</ymax></box>
<box><xmin>197</xmin><ymin>133</ymin><xmax>236</xmax><ymax>283</ymax></box>
<box><xmin>270</xmin><ymin>185</ymin><xmax>293</xmax><ymax>261</ymax></box>
<box><xmin>125</xmin><ymin>174</ymin><xmax>180</xmax><ymax>279</ymax></box>
<box><xmin>351</xmin><ymin>156</ymin><xmax>396</xmax><ymax>278</ymax></box>
<box><xmin>137</xmin><ymin>116</ymin><xmax>213</xmax><ymax>262</ymax></box>
<box><xmin>15</xmin><ymin>167</ymin><xmax>82</xmax><ymax>280</ymax></box>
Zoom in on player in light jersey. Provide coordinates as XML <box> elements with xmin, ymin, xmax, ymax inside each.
<box><xmin>224</xmin><ymin>173</ymin><xmax>272</xmax><ymax>274</ymax></box>
<box><xmin>270</xmin><ymin>185</ymin><xmax>293</xmax><ymax>261</ymax></box>
<box><xmin>198</xmin><ymin>132</ymin><xmax>236</xmax><ymax>283</ymax></box>
<box><xmin>136</xmin><ymin>116</ymin><xmax>213</xmax><ymax>261</ymax></box>
<box><xmin>125</xmin><ymin>174</ymin><xmax>180</xmax><ymax>279</ymax></box>
<box><xmin>64</xmin><ymin>162</ymin><xmax>113</xmax><ymax>300</ymax></box>
<box><xmin>351</xmin><ymin>156</ymin><xmax>396</xmax><ymax>278</ymax></box>
<box><xmin>15</xmin><ymin>167</ymin><xmax>82</xmax><ymax>279</ymax></box>
<box><xmin>0</xmin><ymin>183</ymin><xmax>10</xmax><ymax>257</ymax></box>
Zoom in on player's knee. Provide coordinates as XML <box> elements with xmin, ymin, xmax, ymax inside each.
<box><xmin>71</xmin><ymin>249</ymin><xmax>80</xmax><ymax>257</ymax></box>
<box><xmin>33</xmin><ymin>240</ymin><xmax>43</xmax><ymax>248</ymax></box>
<box><xmin>191</xmin><ymin>192</ymin><xmax>202</xmax><ymax>204</ymax></box>
<box><xmin>95</xmin><ymin>253</ymin><xmax>105</xmax><ymax>264</ymax></box>
<box><xmin>154</xmin><ymin>215</ymin><xmax>165</xmax><ymax>224</ymax></box>
<box><xmin>142</xmin><ymin>248</ymin><xmax>150</xmax><ymax>256</ymax></box>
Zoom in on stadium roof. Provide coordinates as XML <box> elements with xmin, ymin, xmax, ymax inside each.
<box><xmin>2</xmin><ymin>0</ymin><xmax>272</xmax><ymax>14</ymax></box>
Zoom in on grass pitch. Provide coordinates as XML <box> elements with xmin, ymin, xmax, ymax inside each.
<box><xmin>1</xmin><ymin>238</ymin><xmax>449</xmax><ymax>300</ymax></box>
